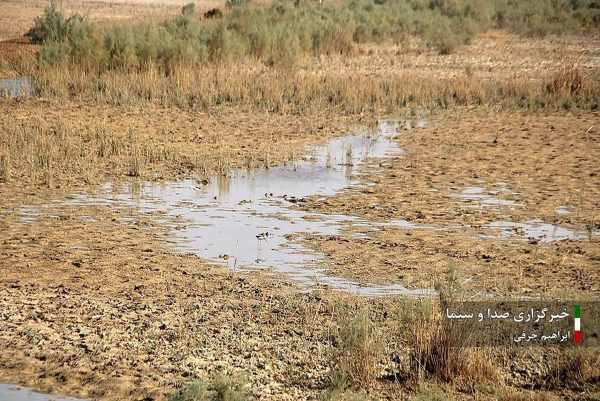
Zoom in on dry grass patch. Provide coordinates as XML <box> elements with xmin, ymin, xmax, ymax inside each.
<box><xmin>27</xmin><ymin>60</ymin><xmax>600</xmax><ymax>113</ymax></box>
<box><xmin>0</xmin><ymin>119</ymin><xmax>178</xmax><ymax>186</ymax></box>
<box><xmin>544</xmin><ymin>348</ymin><xmax>600</xmax><ymax>390</ymax></box>
<box><xmin>0</xmin><ymin>153</ymin><xmax>9</xmax><ymax>182</ymax></box>
<box><xmin>0</xmin><ymin>101</ymin><xmax>356</xmax><ymax>191</ymax></box>
<box><xmin>329</xmin><ymin>307</ymin><xmax>384</xmax><ymax>390</ymax></box>
<box><xmin>407</xmin><ymin>299</ymin><xmax>500</xmax><ymax>385</ymax></box>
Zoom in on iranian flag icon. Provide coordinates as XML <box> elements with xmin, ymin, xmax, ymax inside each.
<box><xmin>574</xmin><ymin>304</ymin><xmax>582</xmax><ymax>345</ymax></box>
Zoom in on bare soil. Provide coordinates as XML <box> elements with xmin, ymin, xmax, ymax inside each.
<box><xmin>299</xmin><ymin>110</ymin><xmax>600</xmax><ymax>297</ymax></box>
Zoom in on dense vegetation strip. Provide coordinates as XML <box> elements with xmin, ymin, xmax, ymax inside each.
<box><xmin>27</xmin><ymin>0</ymin><xmax>600</xmax><ymax>69</ymax></box>
<box><xmin>2</xmin><ymin>0</ymin><xmax>596</xmax><ymax>111</ymax></box>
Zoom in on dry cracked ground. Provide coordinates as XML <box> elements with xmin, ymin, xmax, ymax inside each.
<box><xmin>299</xmin><ymin>110</ymin><xmax>600</xmax><ymax>298</ymax></box>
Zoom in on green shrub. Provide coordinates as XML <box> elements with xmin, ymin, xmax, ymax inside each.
<box><xmin>267</xmin><ymin>27</ymin><xmax>301</xmax><ymax>69</ymax></box>
<box><xmin>28</xmin><ymin>0</ymin><xmax>600</xmax><ymax>71</ymax></box>
<box><xmin>208</xmin><ymin>25</ymin><xmax>248</xmax><ymax>62</ymax></box>
<box><xmin>37</xmin><ymin>41</ymin><xmax>70</xmax><ymax>65</ymax></box>
<box><xmin>226</xmin><ymin>0</ymin><xmax>249</xmax><ymax>8</ymax></box>
<box><xmin>26</xmin><ymin>2</ymin><xmax>87</xmax><ymax>44</ymax></box>
<box><xmin>170</xmin><ymin>380</ymin><xmax>211</xmax><ymax>401</ymax></box>
<box><xmin>182</xmin><ymin>2</ymin><xmax>196</xmax><ymax>17</ymax></box>
<box><xmin>423</xmin><ymin>14</ymin><xmax>462</xmax><ymax>54</ymax></box>
<box><xmin>104</xmin><ymin>26</ymin><xmax>138</xmax><ymax>69</ymax></box>
<box><xmin>210</xmin><ymin>375</ymin><xmax>250</xmax><ymax>401</ymax></box>
<box><xmin>169</xmin><ymin>374</ymin><xmax>249</xmax><ymax>401</ymax></box>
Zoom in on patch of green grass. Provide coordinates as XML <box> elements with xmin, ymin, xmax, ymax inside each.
<box><xmin>411</xmin><ymin>384</ymin><xmax>454</xmax><ymax>401</ymax></box>
<box><xmin>169</xmin><ymin>374</ymin><xmax>250</xmax><ymax>401</ymax></box>
<box><xmin>320</xmin><ymin>387</ymin><xmax>369</xmax><ymax>401</ymax></box>
<box><xmin>496</xmin><ymin>389</ymin><xmax>561</xmax><ymax>401</ymax></box>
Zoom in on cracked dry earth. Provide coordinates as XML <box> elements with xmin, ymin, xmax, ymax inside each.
<box><xmin>299</xmin><ymin>110</ymin><xmax>600</xmax><ymax>297</ymax></box>
<box><xmin>0</xmin><ymin>199</ymin><xmax>597</xmax><ymax>401</ymax></box>
<box><xmin>0</xmin><ymin>201</ymin><xmax>408</xmax><ymax>401</ymax></box>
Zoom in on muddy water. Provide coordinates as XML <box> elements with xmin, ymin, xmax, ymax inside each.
<box><xmin>0</xmin><ymin>384</ymin><xmax>85</xmax><ymax>401</ymax></box>
<box><xmin>453</xmin><ymin>185</ymin><xmax>519</xmax><ymax>208</ymax></box>
<box><xmin>485</xmin><ymin>220</ymin><xmax>594</xmax><ymax>242</ymax></box>
<box><xmin>0</xmin><ymin>77</ymin><xmax>33</xmax><ymax>98</ymax></box>
<box><xmin>63</xmin><ymin>120</ymin><xmax>434</xmax><ymax>297</ymax></box>
<box><xmin>12</xmin><ymin>120</ymin><xmax>596</xmax><ymax>295</ymax></box>
<box><xmin>451</xmin><ymin>185</ymin><xmax>598</xmax><ymax>241</ymax></box>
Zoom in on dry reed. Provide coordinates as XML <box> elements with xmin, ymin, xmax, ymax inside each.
<box><xmin>27</xmin><ymin>62</ymin><xmax>600</xmax><ymax>113</ymax></box>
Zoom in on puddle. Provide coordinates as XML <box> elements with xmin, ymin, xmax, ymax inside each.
<box><xmin>59</xmin><ymin>120</ymin><xmax>433</xmax><ymax>297</ymax></box>
<box><xmin>453</xmin><ymin>185</ymin><xmax>519</xmax><ymax>208</ymax></box>
<box><xmin>484</xmin><ymin>219</ymin><xmax>596</xmax><ymax>242</ymax></box>
<box><xmin>16</xmin><ymin>206</ymin><xmax>42</xmax><ymax>224</ymax></box>
<box><xmin>11</xmin><ymin>114</ymin><xmax>595</xmax><ymax>296</ymax></box>
<box><xmin>0</xmin><ymin>77</ymin><xmax>33</xmax><ymax>98</ymax></box>
<box><xmin>452</xmin><ymin>186</ymin><xmax>598</xmax><ymax>242</ymax></box>
<box><xmin>555</xmin><ymin>205</ymin><xmax>572</xmax><ymax>215</ymax></box>
<box><xmin>0</xmin><ymin>384</ymin><xmax>85</xmax><ymax>401</ymax></box>
<box><xmin>12</xmin><ymin>117</ymin><xmax>593</xmax><ymax>294</ymax></box>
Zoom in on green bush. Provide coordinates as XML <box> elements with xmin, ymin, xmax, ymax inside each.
<box><xmin>26</xmin><ymin>2</ymin><xmax>87</xmax><ymax>44</ymax></box>
<box><xmin>169</xmin><ymin>374</ymin><xmax>249</xmax><ymax>401</ymax></box>
<box><xmin>182</xmin><ymin>2</ymin><xmax>196</xmax><ymax>17</ymax></box>
<box><xmin>226</xmin><ymin>0</ymin><xmax>249</xmax><ymax>8</ymax></box>
<box><xmin>423</xmin><ymin>13</ymin><xmax>462</xmax><ymax>54</ymax></box>
<box><xmin>104</xmin><ymin>26</ymin><xmax>137</xmax><ymax>68</ymax></box>
<box><xmin>29</xmin><ymin>0</ymin><xmax>600</xmax><ymax>71</ymax></box>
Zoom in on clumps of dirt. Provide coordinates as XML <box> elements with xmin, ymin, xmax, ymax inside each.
<box><xmin>297</xmin><ymin>110</ymin><xmax>600</xmax><ymax>298</ymax></box>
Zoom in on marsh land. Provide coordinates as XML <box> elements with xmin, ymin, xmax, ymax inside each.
<box><xmin>1</xmin><ymin>0</ymin><xmax>599</xmax><ymax>400</ymax></box>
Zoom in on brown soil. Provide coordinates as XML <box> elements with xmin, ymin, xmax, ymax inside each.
<box><xmin>0</xmin><ymin>38</ymin><xmax>39</xmax><ymax>73</ymax></box>
<box><xmin>299</xmin><ymin>110</ymin><xmax>600</xmax><ymax>297</ymax></box>
<box><xmin>1</xmin><ymin>190</ymin><xmax>596</xmax><ymax>401</ymax></box>
<box><xmin>0</xmin><ymin>199</ymin><xmax>410</xmax><ymax>401</ymax></box>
